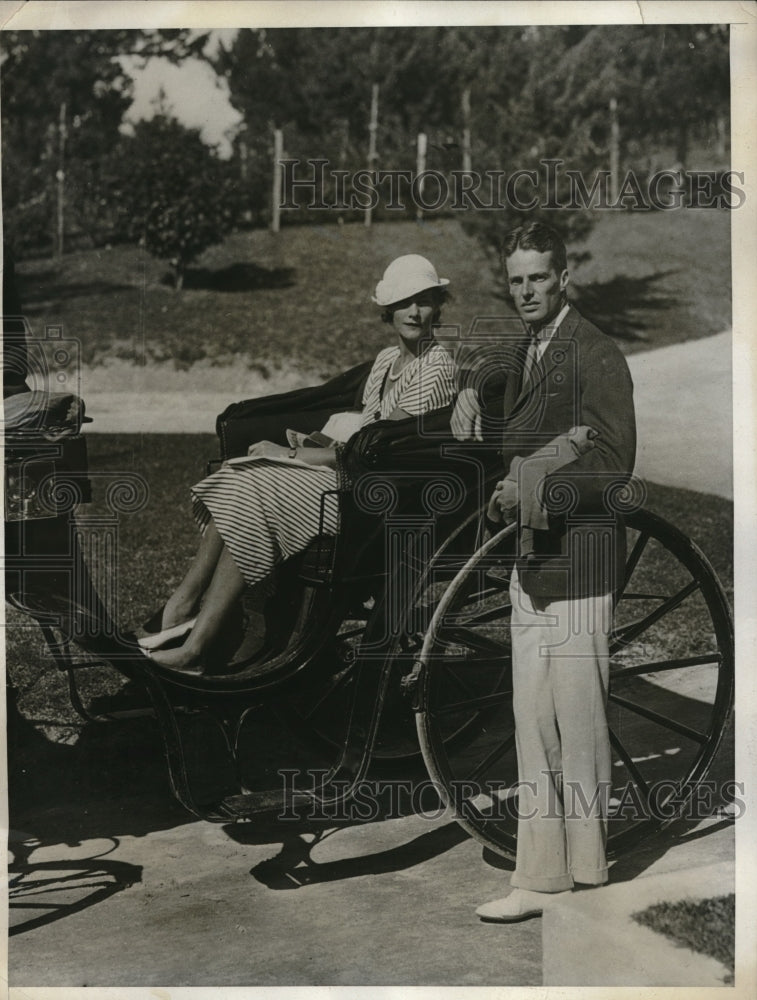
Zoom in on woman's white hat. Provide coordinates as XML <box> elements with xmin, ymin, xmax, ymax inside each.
<box><xmin>372</xmin><ymin>254</ymin><xmax>449</xmax><ymax>307</ymax></box>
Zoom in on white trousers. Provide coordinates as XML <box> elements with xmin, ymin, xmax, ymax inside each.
<box><xmin>509</xmin><ymin>567</ymin><xmax>613</xmax><ymax>892</ymax></box>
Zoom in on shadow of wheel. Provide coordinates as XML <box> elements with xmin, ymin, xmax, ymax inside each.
<box><xmin>9</xmin><ymin>856</ymin><xmax>141</xmax><ymax>936</ymax></box>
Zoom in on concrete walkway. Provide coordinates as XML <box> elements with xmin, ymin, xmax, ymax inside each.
<box><xmin>9</xmin><ymin>789</ymin><xmax>543</xmax><ymax>986</ymax></box>
<box><xmin>628</xmin><ymin>331</ymin><xmax>732</xmax><ymax>499</ymax></box>
<box><xmin>8</xmin><ymin>762</ymin><xmax>735</xmax><ymax>989</ymax></box>
<box><xmin>77</xmin><ymin>332</ymin><xmax>733</xmax><ymax>499</ymax></box>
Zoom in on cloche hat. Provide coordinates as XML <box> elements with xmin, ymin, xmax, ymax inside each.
<box><xmin>372</xmin><ymin>254</ymin><xmax>449</xmax><ymax>307</ymax></box>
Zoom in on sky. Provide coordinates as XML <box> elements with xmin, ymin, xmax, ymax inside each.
<box><xmin>120</xmin><ymin>29</ymin><xmax>242</xmax><ymax>157</ymax></box>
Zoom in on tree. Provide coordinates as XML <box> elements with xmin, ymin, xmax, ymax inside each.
<box><xmin>107</xmin><ymin>115</ymin><xmax>240</xmax><ymax>288</ymax></box>
<box><xmin>1</xmin><ymin>28</ymin><xmax>213</xmax><ymax>254</ymax></box>
<box><xmin>533</xmin><ymin>24</ymin><xmax>730</xmax><ymax>172</ymax></box>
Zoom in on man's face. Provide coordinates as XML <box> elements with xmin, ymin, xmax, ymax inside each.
<box><xmin>505</xmin><ymin>248</ymin><xmax>569</xmax><ymax>329</ymax></box>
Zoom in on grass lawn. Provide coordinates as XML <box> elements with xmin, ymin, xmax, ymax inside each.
<box><xmin>633</xmin><ymin>894</ymin><xmax>735</xmax><ymax>980</ymax></box>
<box><xmin>15</xmin><ymin>210</ymin><xmax>731</xmax><ymax>382</ymax></box>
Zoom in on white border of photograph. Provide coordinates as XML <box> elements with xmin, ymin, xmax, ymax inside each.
<box><xmin>1</xmin><ymin>2</ymin><xmax>754</xmax><ymax>999</ymax></box>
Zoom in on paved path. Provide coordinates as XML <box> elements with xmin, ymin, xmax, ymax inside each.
<box><xmin>628</xmin><ymin>331</ymin><xmax>732</xmax><ymax>499</ymax></box>
<box><xmin>9</xmin><ymin>716</ymin><xmax>734</xmax><ymax>987</ymax></box>
<box><xmin>78</xmin><ymin>332</ymin><xmax>733</xmax><ymax>499</ymax></box>
<box><xmin>10</xmin><ymin>792</ymin><xmax>543</xmax><ymax>986</ymax></box>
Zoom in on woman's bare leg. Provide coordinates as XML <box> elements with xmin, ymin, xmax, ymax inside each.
<box><xmin>150</xmin><ymin>541</ymin><xmax>246</xmax><ymax>671</ymax></box>
<box><xmin>160</xmin><ymin>520</ymin><xmax>224</xmax><ymax>628</ymax></box>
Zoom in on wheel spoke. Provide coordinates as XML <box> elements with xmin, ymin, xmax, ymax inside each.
<box><xmin>612</xmin><ymin>653</ymin><xmax>721</xmax><ymax>680</ymax></box>
<box><xmin>432</xmin><ymin>688</ymin><xmax>513</xmax><ymax>718</ymax></box>
<box><xmin>439</xmin><ymin>662</ymin><xmax>479</xmax><ymax>701</ymax></box>
<box><xmin>609</xmin><ymin>692</ymin><xmax>707</xmax><ymax>744</ymax></box>
<box><xmin>440</xmin><ymin>626</ymin><xmax>510</xmax><ymax>658</ymax></box>
<box><xmin>432</xmin><ymin>554</ymin><xmax>478</xmax><ymax>576</ymax></box>
<box><xmin>469</xmin><ymin>729</ymin><xmax>517</xmax><ymax>782</ymax></box>
<box><xmin>623</xmin><ymin>530</ymin><xmax>650</xmax><ymax>589</ymax></box>
<box><xmin>433</xmin><ymin>652</ymin><xmax>509</xmax><ymax>667</ymax></box>
<box><xmin>461</xmin><ymin>586</ymin><xmax>508</xmax><ymax>606</ymax></box>
<box><xmin>608</xmin><ymin>726</ymin><xmax>650</xmax><ymax>797</ymax></box>
<box><xmin>611</xmin><ymin>579</ymin><xmax>699</xmax><ymax>650</ymax></box>
<box><xmin>621</xmin><ymin>592</ymin><xmax>668</xmax><ymax>601</ymax></box>
<box><xmin>448</xmin><ymin>602</ymin><xmax>511</xmax><ymax>627</ymax></box>
<box><xmin>337</xmin><ymin>625</ymin><xmax>365</xmax><ymax>642</ymax></box>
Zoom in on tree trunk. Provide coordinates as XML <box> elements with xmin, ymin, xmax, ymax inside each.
<box><xmin>416</xmin><ymin>132</ymin><xmax>427</xmax><ymax>220</ymax></box>
<box><xmin>271</xmin><ymin>127</ymin><xmax>283</xmax><ymax>233</ymax></box>
<box><xmin>461</xmin><ymin>87</ymin><xmax>472</xmax><ymax>174</ymax></box>
<box><xmin>675</xmin><ymin>122</ymin><xmax>689</xmax><ymax>172</ymax></box>
<box><xmin>55</xmin><ymin>101</ymin><xmax>67</xmax><ymax>258</ymax></box>
<box><xmin>365</xmin><ymin>83</ymin><xmax>379</xmax><ymax>228</ymax></box>
<box><xmin>716</xmin><ymin>114</ymin><xmax>726</xmax><ymax>160</ymax></box>
<box><xmin>608</xmin><ymin>97</ymin><xmax>619</xmax><ymax>204</ymax></box>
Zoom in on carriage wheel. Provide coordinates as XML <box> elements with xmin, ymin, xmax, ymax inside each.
<box><xmin>415</xmin><ymin>508</ymin><xmax>734</xmax><ymax>860</ymax></box>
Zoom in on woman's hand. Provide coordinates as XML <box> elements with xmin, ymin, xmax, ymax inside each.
<box><xmin>244</xmin><ymin>440</ymin><xmax>338</xmax><ymax>468</ymax></box>
<box><xmin>246</xmin><ymin>441</ymin><xmax>291</xmax><ymax>460</ymax></box>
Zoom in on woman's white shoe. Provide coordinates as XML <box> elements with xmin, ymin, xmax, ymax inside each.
<box><xmin>137</xmin><ymin>617</ymin><xmax>197</xmax><ymax>650</ymax></box>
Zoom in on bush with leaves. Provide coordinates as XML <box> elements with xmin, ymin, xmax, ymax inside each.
<box><xmin>107</xmin><ymin>115</ymin><xmax>240</xmax><ymax>288</ymax></box>
<box><xmin>1</xmin><ymin>29</ymin><xmax>218</xmax><ymax>257</ymax></box>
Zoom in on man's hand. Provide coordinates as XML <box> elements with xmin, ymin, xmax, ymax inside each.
<box><xmin>246</xmin><ymin>440</ymin><xmax>290</xmax><ymax>460</ymax></box>
<box><xmin>487</xmin><ymin>476</ymin><xmax>518</xmax><ymax>524</ymax></box>
<box><xmin>451</xmin><ymin>387</ymin><xmax>483</xmax><ymax>441</ymax></box>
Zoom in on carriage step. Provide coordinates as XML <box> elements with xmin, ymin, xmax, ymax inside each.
<box><xmin>214</xmin><ymin>788</ymin><xmax>333</xmax><ymax>821</ymax></box>
<box><xmin>215</xmin><ymin>790</ymin><xmax>291</xmax><ymax>820</ymax></box>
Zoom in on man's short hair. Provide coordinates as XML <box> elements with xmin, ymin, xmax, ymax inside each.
<box><xmin>502</xmin><ymin>221</ymin><xmax>568</xmax><ymax>274</ymax></box>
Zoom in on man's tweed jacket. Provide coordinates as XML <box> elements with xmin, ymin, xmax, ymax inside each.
<box><xmin>487</xmin><ymin>305</ymin><xmax>637</xmax><ymax>599</ymax></box>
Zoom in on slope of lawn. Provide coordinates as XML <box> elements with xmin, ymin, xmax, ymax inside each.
<box><xmin>15</xmin><ymin>210</ymin><xmax>731</xmax><ymax>387</ymax></box>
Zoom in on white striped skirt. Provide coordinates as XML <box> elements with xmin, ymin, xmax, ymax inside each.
<box><xmin>191</xmin><ymin>459</ymin><xmax>341</xmax><ymax>587</ymax></box>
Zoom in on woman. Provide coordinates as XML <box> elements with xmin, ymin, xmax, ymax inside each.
<box><xmin>143</xmin><ymin>254</ymin><xmax>456</xmax><ymax>674</ymax></box>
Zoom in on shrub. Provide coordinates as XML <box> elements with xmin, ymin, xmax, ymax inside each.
<box><xmin>106</xmin><ymin>115</ymin><xmax>240</xmax><ymax>288</ymax></box>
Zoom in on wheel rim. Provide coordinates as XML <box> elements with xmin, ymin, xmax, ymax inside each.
<box><xmin>606</xmin><ymin>509</ymin><xmax>734</xmax><ymax>854</ymax></box>
<box><xmin>416</xmin><ymin>509</ymin><xmax>734</xmax><ymax>860</ymax></box>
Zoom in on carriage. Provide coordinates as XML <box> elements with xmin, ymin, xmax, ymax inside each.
<box><xmin>5</xmin><ymin>360</ymin><xmax>734</xmax><ymax>864</ymax></box>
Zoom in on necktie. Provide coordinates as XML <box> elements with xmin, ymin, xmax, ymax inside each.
<box><xmin>521</xmin><ymin>336</ymin><xmax>540</xmax><ymax>389</ymax></box>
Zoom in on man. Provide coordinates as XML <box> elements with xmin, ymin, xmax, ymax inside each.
<box><xmin>453</xmin><ymin>221</ymin><xmax>636</xmax><ymax>922</ymax></box>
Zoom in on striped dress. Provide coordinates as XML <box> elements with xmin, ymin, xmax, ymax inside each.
<box><xmin>191</xmin><ymin>343</ymin><xmax>456</xmax><ymax>587</ymax></box>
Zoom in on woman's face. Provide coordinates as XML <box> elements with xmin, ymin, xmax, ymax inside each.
<box><xmin>390</xmin><ymin>289</ymin><xmax>438</xmax><ymax>342</ymax></box>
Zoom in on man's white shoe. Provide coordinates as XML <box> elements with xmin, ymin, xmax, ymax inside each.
<box><xmin>476</xmin><ymin>888</ymin><xmax>565</xmax><ymax>923</ymax></box>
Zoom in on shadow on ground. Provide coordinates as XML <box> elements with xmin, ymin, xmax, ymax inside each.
<box><xmin>570</xmin><ymin>270</ymin><xmax>679</xmax><ymax>343</ymax></box>
<box><xmin>243</xmin><ymin>821</ymin><xmax>469</xmax><ymax>889</ymax></box>
<box><xmin>161</xmin><ymin>262</ymin><xmax>296</xmax><ymax>292</ymax></box>
<box><xmin>9</xmin><ymin>848</ymin><xmax>142</xmax><ymax>938</ymax></box>
<box><xmin>485</xmin><ymin>269</ymin><xmax>680</xmax><ymax>345</ymax></box>
<box><xmin>7</xmin><ymin>683</ymin><xmax>189</xmax><ymax>845</ymax></box>
<box><xmin>17</xmin><ymin>270</ymin><xmax>134</xmax><ymax>312</ymax></box>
